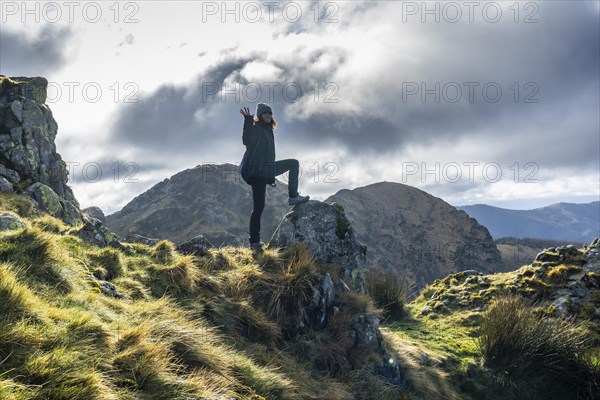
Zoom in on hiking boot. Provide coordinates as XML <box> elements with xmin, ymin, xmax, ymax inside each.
<box><xmin>288</xmin><ymin>194</ymin><xmax>310</xmax><ymax>206</ymax></box>
<box><xmin>249</xmin><ymin>241</ymin><xmax>265</xmax><ymax>250</ymax></box>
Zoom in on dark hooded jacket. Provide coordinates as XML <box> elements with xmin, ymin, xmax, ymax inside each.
<box><xmin>242</xmin><ymin>114</ymin><xmax>276</xmax><ymax>182</ymax></box>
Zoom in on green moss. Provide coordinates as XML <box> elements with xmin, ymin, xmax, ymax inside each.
<box><xmin>332</xmin><ymin>203</ymin><xmax>350</xmax><ymax>240</ymax></box>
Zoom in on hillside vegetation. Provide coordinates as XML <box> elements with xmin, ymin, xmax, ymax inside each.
<box><xmin>1</xmin><ymin>193</ymin><xmax>599</xmax><ymax>400</ymax></box>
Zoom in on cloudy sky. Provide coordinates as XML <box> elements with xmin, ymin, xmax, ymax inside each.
<box><xmin>1</xmin><ymin>0</ymin><xmax>599</xmax><ymax>214</ymax></box>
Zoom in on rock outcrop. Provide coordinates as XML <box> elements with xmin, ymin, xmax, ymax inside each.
<box><xmin>268</xmin><ymin>199</ymin><xmax>401</xmax><ymax>384</ymax></box>
<box><xmin>416</xmin><ymin>238</ymin><xmax>600</xmax><ymax>329</ymax></box>
<box><xmin>0</xmin><ymin>76</ymin><xmax>83</xmax><ymax>225</ymax></box>
<box><xmin>0</xmin><ymin>211</ymin><xmax>26</xmax><ymax>231</ymax></box>
<box><xmin>270</xmin><ymin>201</ymin><xmax>367</xmax><ymax>292</ymax></box>
<box><xmin>105</xmin><ymin>163</ymin><xmax>291</xmax><ymax>245</ymax></box>
<box><xmin>326</xmin><ymin>182</ymin><xmax>503</xmax><ymax>293</ymax></box>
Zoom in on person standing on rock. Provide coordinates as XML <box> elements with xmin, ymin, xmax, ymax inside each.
<box><xmin>240</xmin><ymin>103</ymin><xmax>310</xmax><ymax>250</ymax></box>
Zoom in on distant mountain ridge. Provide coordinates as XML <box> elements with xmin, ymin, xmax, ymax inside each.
<box><xmin>458</xmin><ymin>201</ymin><xmax>600</xmax><ymax>242</ymax></box>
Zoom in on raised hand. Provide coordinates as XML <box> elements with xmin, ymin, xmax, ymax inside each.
<box><xmin>239</xmin><ymin>107</ymin><xmax>252</xmax><ymax>117</ymax></box>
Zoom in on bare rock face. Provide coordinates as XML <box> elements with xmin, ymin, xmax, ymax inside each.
<box><xmin>269</xmin><ymin>200</ymin><xmax>368</xmax><ymax>292</ymax></box>
<box><xmin>0</xmin><ymin>76</ymin><xmax>83</xmax><ymax>225</ymax></box>
<box><xmin>326</xmin><ymin>182</ymin><xmax>503</xmax><ymax>292</ymax></box>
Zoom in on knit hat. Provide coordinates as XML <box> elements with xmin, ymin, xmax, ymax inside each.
<box><xmin>256</xmin><ymin>103</ymin><xmax>272</xmax><ymax>117</ymax></box>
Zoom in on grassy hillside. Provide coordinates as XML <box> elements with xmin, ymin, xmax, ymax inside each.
<box><xmin>1</xmin><ymin>193</ymin><xmax>599</xmax><ymax>400</ymax></box>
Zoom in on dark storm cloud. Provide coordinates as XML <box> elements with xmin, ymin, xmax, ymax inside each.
<box><xmin>0</xmin><ymin>26</ymin><xmax>73</xmax><ymax>75</ymax></box>
<box><xmin>108</xmin><ymin>1</ymin><xmax>598</xmax><ymax>171</ymax></box>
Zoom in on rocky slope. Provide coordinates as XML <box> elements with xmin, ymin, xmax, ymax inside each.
<box><xmin>0</xmin><ymin>76</ymin><xmax>82</xmax><ymax>224</ymax></box>
<box><xmin>459</xmin><ymin>202</ymin><xmax>600</xmax><ymax>242</ymax></box>
<box><xmin>106</xmin><ymin>163</ymin><xmax>292</xmax><ymax>245</ymax></box>
<box><xmin>325</xmin><ymin>182</ymin><xmax>503</xmax><ymax>291</ymax></box>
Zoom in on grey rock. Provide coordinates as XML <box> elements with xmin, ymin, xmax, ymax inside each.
<box><xmin>0</xmin><ymin>164</ymin><xmax>19</xmax><ymax>184</ymax></box>
<box><xmin>10</xmin><ymin>100</ymin><xmax>23</xmax><ymax>122</ymax></box>
<box><xmin>23</xmin><ymin>182</ymin><xmax>83</xmax><ymax>225</ymax></box>
<box><xmin>87</xmin><ymin>275</ymin><xmax>125</xmax><ymax>299</ymax></box>
<box><xmin>126</xmin><ymin>233</ymin><xmax>161</xmax><ymax>246</ymax></box>
<box><xmin>61</xmin><ymin>200</ymin><xmax>84</xmax><ymax>226</ymax></box>
<box><xmin>374</xmin><ymin>351</ymin><xmax>404</xmax><ymax>387</ymax></box>
<box><xmin>176</xmin><ymin>235</ymin><xmax>213</xmax><ymax>256</ymax></box>
<box><xmin>77</xmin><ymin>218</ymin><xmax>121</xmax><ymax>248</ymax></box>
<box><xmin>24</xmin><ymin>182</ymin><xmax>63</xmax><ymax>216</ymax></box>
<box><xmin>351</xmin><ymin>313</ymin><xmax>383</xmax><ymax>351</ymax></box>
<box><xmin>0</xmin><ymin>177</ymin><xmax>13</xmax><ymax>193</ymax></box>
<box><xmin>10</xmin><ymin>127</ymin><xmax>22</xmax><ymax>142</ymax></box>
<box><xmin>305</xmin><ymin>273</ymin><xmax>335</xmax><ymax>329</ymax></box>
<box><xmin>270</xmin><ymin>201</ymin><xmax>367</xmax><ymax>292</ymax></box>
<box><xmin>0</xmin><ymin>212</ymin><xmax>26</xmax><ymax>231</ymax></box>
<box><xmin>552</xmin><ymin>296</ymin><xmax>571</xmax><ymax>317</ymax></box>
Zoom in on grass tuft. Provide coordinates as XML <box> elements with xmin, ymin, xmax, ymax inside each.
<box><xmin>151</xmin><ymin>240</ymin><xmax>176</xmax><ymax>263</ymax></box>
<box><xmin>31</xmin><ymin>213</ymin><xmax>69</xmax><ymax>234</ymax></box>
<box><xmin>0</xmin><ymin>193</ymin><xmax>36</xmax><ymax>218</ymax></box>
<box><xmin>478</xmin><ymin>295</ymin><xmax>600</xmax><ymax>399</ymax></box>
<box><xmin>367</xmin><ymin>269</ymin><xmax>411</xmax><ymax>318</ymax></box>
<box><xmin>0</xmin><ymin>226</ymin><xmax>72</xmax><ymax>293</ymax></box>
<box><xmin>148</xmin><ymin>255</ymin><xmax>202</xmax><ymax>297</ymax></box>
<box><xmin>89</xmin><ymin>247</ymin><xmax>124</xmax><ymax>280</ymax></box>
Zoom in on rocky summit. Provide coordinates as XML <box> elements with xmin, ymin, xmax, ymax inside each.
<box><xmin>326</xmin><ymin>182</ymin><xmax>503</xmax><ymax>293</ymax></box>
<box><xmin>105</xmin><ymin>163</ymin><xmax>291</xmax><ymax>246</ymax></box>
<box><xmin>270</xmin><ymin>200</ymin><xmax>368</xmax><ymax>292</ymax></box>
<box><xmin>0</xmin><ymin>76</ymin><xmax>83</xmax><ymax>225</ymax></box>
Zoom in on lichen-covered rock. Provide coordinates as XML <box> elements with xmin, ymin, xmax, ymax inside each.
<box><xmin>0</xmin><ymin>211</ymin><xmax>26</xmax><ymax>231</ymax></box>
<box><xmin>176</xmin><ymin>235</ymin><xmax>213</xmax><ymax>256</ymax></box>
<box><xmin>24</xmin><ymin>182</ymin><xmax>82</xmax><ymax>225</ymax></box>
<box><xmin>0</xmin><ymin>76</ymin><xmax>83</xmax><ymax>225</ymax></box>
<box><xmin>269</xmin><ymin>201</ymin><xmax>367</xmax><ymax>292</ymax></box>
<box><xmin>351</xmin><ymin>313</ymin><xmax>383</xmax><ymax>351</ymax></box>
<box><xmin>77</xmin><ymin>217</ymin><xmax>121</xmax><ymax>248</ymax></box>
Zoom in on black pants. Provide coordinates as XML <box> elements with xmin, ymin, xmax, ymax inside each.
<box><xmin>249</xmin><ymin>159</ymin><xmax>300</xmax><ymax>244</ymax></box>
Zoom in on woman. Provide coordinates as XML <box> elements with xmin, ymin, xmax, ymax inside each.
<box><xmin>240</xmin><ymin>103</ymin><xmax>309</xmax><ymax>250</ymax></box>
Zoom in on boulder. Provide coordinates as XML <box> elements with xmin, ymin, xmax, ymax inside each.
<box><xmin>0</xmin><ymin>211</ymin><xmax>26</xmax><ymax>231</ymax></box>
<box><xmin>176</xmin><ymin>235</ymin><xmax>213</xmax><ymax>256</ymax></box>
<box><xmin>270</xmin><ymin>201</ymin><xmax>367</xmax><ymax>292</ymax></box>
<box><xmin>351</xmin><ymin>313</ymin><xmax>383</xmax><ymax>351</ymax></box>
<box><xmin>77</xmin><ymin>217</ymin><xmax>121</xmax><ymax>248</ymax></box>
<box><xmin>24</xmin><ymin>182</ymin><xmax>83</xmax><ymax>225</ymax></box>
